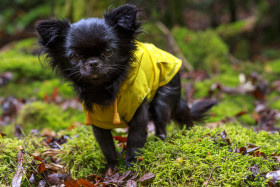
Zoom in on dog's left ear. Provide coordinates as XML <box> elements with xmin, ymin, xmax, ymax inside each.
<box><xmin>104</xmin><ymin>4</ymin><xmax>140</xmax><ymax>32</ymax></box>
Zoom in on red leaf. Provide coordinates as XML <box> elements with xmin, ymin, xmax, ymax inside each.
<box><xmin>270</xmin><ymin>151</ymin><xmax>277</xmax><ymax>156</ymax></box>
<box><xmin>64</xmin><ymin>177</ymin><xmax>79</xmax><ymax>187</ymax></box>
<box><xmin>32</xmin><ymin>155</ymin><xmax>44</xmax><ymax>163</ymax></box>
<box><xmin>113</xmin><ymin>136</ymin><xmax>127</xmax><ymax>143</ymax></box>
<box><xmin>38</xmin><ymin>163</ymin><xmax>46</xmax><ymax>172</ymax></box>
<box><xmin>51</xmin><ymin>87</ymin><xmax>59</xmax><ymax>101</ymax></box>
<box><xmin>0</xmin><ymin>132</ymin><xmax>6</xmax><ymax>137</ymax></box>
<box><xmin>235</xmin><ymin>110</ymin><xmax>248</xmax><ymax>117</ymax></box>
<box><xmin>77</xmin><ymin>178</ymin><xmax>96</xmax><ymax>187</ymax></box>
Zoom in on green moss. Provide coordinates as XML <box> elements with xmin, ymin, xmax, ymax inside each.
<box><xmin>16</xmin><ymin>101</ymin><xmax>84</xmax><ymax>133</ymax></box>
<box><xmin>0</xmin><ymin>79</ymin><xmax>74</xmax><ymax>99</ymax></box>
<box><xmin>0</xmin><ymin>134</ymin><xmax>45</xmax><ymax>186</ymax></box>
<box><xmin>233</xmin><ymin>39</ymin><xmax>250</xmax><ymax>60</ymax></box>
<box><xmin>57</xmin><ymin>124</ymin><xmax>280</xmax><ymax>186</ymax></box>
<box><xmin>208</xmin><ymin>95</ymin><xmax>255</xmax><ymax>124</ymax></box>
<box><xmin>216</xmin><ymin>20</ymin><xmax>248</xmax><ymax>38</ymax></box>
<box><xmin>133</xmin><ymin>124</ymin><xmax>280</xmax><ymax>186</ymax></box>
<box><xmin>172</xmin><ymin>27</ymin><xmax>229</xmax><ymax>72</ymax></box>
<box><xmin>59</xmin><ymin>127</ymin><xmax>107</xmax><ymax>179</ymax></box>
<box><xmin>0</xmin><ymin>38</ymin><xmax>55</xmax><ymax>81</ymax></box>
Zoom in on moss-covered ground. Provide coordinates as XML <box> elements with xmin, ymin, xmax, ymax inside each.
<box><xmin>1</xmin><ymin>21</ymin><xmax>280</xmax><ymax>186</ymax></box>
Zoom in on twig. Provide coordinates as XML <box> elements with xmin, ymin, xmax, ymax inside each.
<box><xmin>204</xmin><ymin>166</ymin><xmax>220</xmax><ymax>187</ymax></box>
<box><xmin>156</xmin><ymin>21</ymin><xmax>194</xmax><ymax>72</ymax></box>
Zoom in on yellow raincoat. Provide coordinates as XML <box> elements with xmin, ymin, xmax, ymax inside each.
<box><xmin>84</xmin><ymin>42</ymin><xmax>182</xmax><ymax>129</ymax></box>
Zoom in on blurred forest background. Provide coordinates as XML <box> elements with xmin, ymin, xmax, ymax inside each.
<box><xmin>1</xmin><ymin>0</ymin><xmax>280</xmax><ymax>134</ymax></box>
<box><xmin>1</xmin><ymin>0</ymin><xmax>280</xmax><ymax>186</ymax></box>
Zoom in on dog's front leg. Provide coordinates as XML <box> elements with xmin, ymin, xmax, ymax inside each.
<box><xmin>125</xmin><ymin>103</ymin><xmax>149</xmax><ymax>168</ymax></box>
<box><xmin>92</xmin><ymin>125</ymin><xmax>117</xmax><ymax>169</ymax></box>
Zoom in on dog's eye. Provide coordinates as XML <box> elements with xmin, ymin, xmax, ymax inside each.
<box><xmin>70</xmin><ymin>53</ymin><xmax>81</xmax><ymax>62</ymax></box>
<box><xmin>103</xmin><ymin>48</ymin><xmax>113</xmax><ymax>57</ymax></box>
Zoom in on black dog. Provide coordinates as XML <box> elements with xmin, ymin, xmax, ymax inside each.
<box><xmin>35</xmin><ymin>4</ymin><xmax>216</xmax><ymax>169</ymax></box>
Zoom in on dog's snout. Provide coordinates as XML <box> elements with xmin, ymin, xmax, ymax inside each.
<box><xmin>87</xmin><ymin>58</ymin><xmax>99</xmax><ymax>68</ymax></box>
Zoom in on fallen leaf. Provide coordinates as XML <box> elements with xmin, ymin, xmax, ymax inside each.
<box><xmin>32</xmin><ymin>155</ymin><xmax>44</xmax><ymax>163</ymax></box>
<box><xmin>0</xmin><ymin>132</ymin><xmax>6</xmax><ymax>137</ymax></box>
<box><xmin>77</xmin><ymin>178</ymin><xmax>95</xmax><ymax>187</ymax></box>
<box><xmin>48</xmin><ymin>173</ymin><xmax>68</xmax><ymax>185</ymax></box>
<box><xmin>64</xmin><ymin>177</ymin><xmax>79</xmax><ymax>187</ymax></box>
<box><xmin>126</xmin><ymin>180</ymin><xmax>137</xmax><ymax>187</ymax></box>
<box><xmin>118</xmin><ymin>170</ymin><xmax>132</xmax><ymax>182</ymax></box>
<box><xmin>138</xmin><ymin>173</ymin><xmax>155</xmax><ymax>184</ymax></box>
<box><xmin>45</xmin><ymin>163</ymin><xmax>64</xmax><ymax>172</ymax></box>
<box><xmin>43</xmin><ymin>149</ymin><xmax>62</xmax><ymax>157</ymax></box>
<box><xmin>266</xmin><ymin>170</ymin><xmax>280</xmax><ymax>183</ymax></box>
<box><xmin>51</xmin><ymin>87</ymin><xmax>59</xmax><ymax>101</ymax></box>
<box><xmin>113</xmin><ymin>136</ymin><xmax>127</xmax><ymax>143</ymax></box>
<box><xmin>247</xmin><ymin>147</ymin><xmax>261</xmax><ymax>154</ymax></box>
<box><xmin>38</xmin><ymin>163</ymin><xmax>46</xmax><ymax>173</ymax></box>
<box><xmin>12</xmin><ymin>151</ymin><xmax>24</xmax><ymax>187</ymax></box>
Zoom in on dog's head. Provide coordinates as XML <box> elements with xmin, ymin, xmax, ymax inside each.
<box><xmin>36</xmin><ymin>4</ymin><xmax>141</xmax><ymax>86</ymax></box>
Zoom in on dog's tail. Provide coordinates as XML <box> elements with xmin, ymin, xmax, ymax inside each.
<box><xmin>173</xmin><ymin>99</ymin><xmax>217</xmax><ymax>128</ymax></box>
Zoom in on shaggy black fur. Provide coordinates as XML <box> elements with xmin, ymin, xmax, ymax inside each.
<box><xmin>35</xmin><ymin>4</ymin><xmax>216</xmax><ymax>169</ymax></box>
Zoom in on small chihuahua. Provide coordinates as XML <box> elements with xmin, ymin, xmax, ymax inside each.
<box><xmin>36</xmin><ymin>4</ymin><xmax>216</xmax><ymax>169</ymax></box>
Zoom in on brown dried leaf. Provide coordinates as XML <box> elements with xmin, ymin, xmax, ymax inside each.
<box><xmin>247</xmin><ymin>147</ymin><xmax>261</xmax><ymax>154</ymax></box>
<box><xmin>138</xmin><ymin>173</ymin><xmax>155</xmax><ymax>184</ymax></box>
<box><xmin>126</xmin><ymin>180</ymin><xmax>137</xmax><ymax>187</ymax></box>
<box><xmin>32</xmin><ymin>155</ymin><xmax>44</xmax><ymax>162</ymax></box>
<box><xmin>266</xmin><ymin>170</ymin><xmax>280</xmax><ymax>183</ymax></box>
<box><xmin>47</xmin><ymin>173</ymin><xmax>68</xmax><ymax>185</ymax></box>
<box><xmin>12</xmin><ymin>151</ymin><xmax>24</xmax><ymax>187</ymax></box>
<box><xmin>220</xmin><ymin>131</ymin><xmax>228</xmax><ymax>139</ymax></box>
<box><xmin>45</xmin><ymin>163</ymin><xmax>64</xmax><ymax>172</ymax></box>
<box><xmin>77</xmin><ymin>178</ymin><xmax>96</xmax><ymax>187</ymax></box>
<box><xmin>43</xmin><ymin>149</ymin><xmax>62</xmax><ymax>157</ymax></box>
<box><xmin>38</xmin><ymin>163</ymin><xmax>46</xmax><ymax>173</ymax></box>
<box><xmin>64</xmin><ymin>177</ymin><xmax>79</xmax><ymax>187</ymax></box>
<box><xmin>118</xmin><ymin>170</ymin><xmax>132</xmax><ymax>182</ymax></box>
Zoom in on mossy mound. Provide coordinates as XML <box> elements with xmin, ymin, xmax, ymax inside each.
<box><xmin>172</xmin><ymin>27</ymin><xmax>229</xmax><ymax>72</ymax></box>
<box><xmin>16</xmin><ymin>101</ymin><xmax>84</xmax><ymax>133</ymax></box>
<box><xmin>134</xmin><ymin>124</ymin><xmax>280</xmax><ymax>186</ymax></box>
<box><xmin>58</xmin><ymin>124</ymin><xmax>280</xmax><ymax>186</ymax></box>
<box><xmin>0</xmin><ymin>38</ymin><xmax>55</xmax><ymax>81</ymax></box>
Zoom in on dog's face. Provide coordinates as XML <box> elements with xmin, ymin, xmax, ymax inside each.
<box><xmin>36</xmin><ymin>4</ymin><xmax>140</xmax><ymax>86</ymax></box>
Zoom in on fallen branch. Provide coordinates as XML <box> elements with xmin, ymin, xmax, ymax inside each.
<box><xmin>204</xmin><ymin>166</ymin><xmax>220</xmax><ymax>187</ymax></box>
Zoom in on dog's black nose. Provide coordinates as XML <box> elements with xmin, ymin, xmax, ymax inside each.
<box><xmin>87</xmin><ymin>58</ymin><xmax>99</xmax><ymax>68</ymax></box>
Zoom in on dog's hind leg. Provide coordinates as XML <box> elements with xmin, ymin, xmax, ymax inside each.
<box><xmin>150</xmin><ymin>73</ymin><xmax>182</xmax><ymax>140</ymax></box>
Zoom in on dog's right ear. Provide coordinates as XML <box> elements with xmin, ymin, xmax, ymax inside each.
<box><xmin>35</xmin><ymin>19</ymin><xmax>70</xmax><ymax>48</ymax></box>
